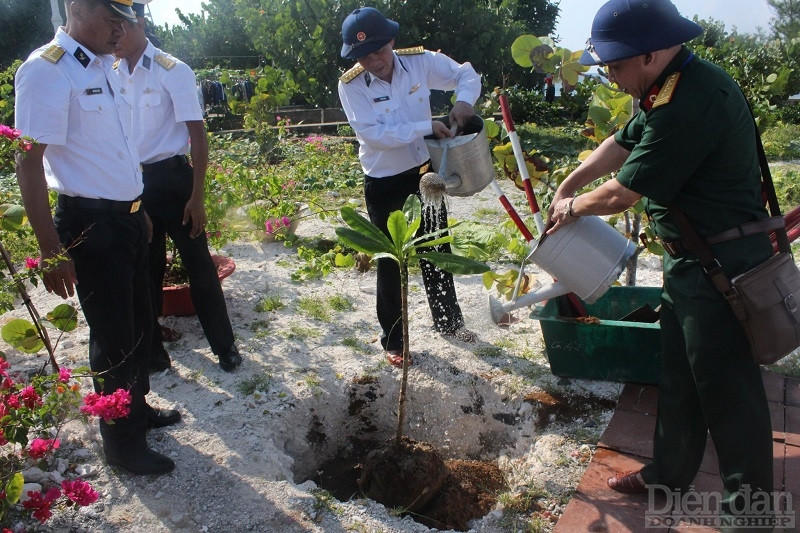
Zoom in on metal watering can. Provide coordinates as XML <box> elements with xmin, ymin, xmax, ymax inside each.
<box><xmin>424</xmin><ymin>116</ymin><xmax>494</xmax><ymax>197</ymax></box>
<box><xmin>489</xmin><ymin>216</ymin><xmax>637</xmax><ymax>323</ymax></box>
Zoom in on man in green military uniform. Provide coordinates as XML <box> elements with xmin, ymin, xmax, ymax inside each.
<box><xmin>548</xmin><ymin>0</ymin><xmax>776</xmax><ymax>527</ymax></box>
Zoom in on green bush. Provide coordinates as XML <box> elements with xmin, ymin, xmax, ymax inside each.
<box><xmin>762</xmin><ymin>122</ymin><xmax>800</xmax><ymax>161</ymax></box>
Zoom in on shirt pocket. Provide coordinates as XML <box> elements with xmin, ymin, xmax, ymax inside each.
<box><xmin>404</xmin><ymin>86</ymin><xmax>431</xmax><ymax>117</ymax></box>
<box><xmin>77</xmin><ymin>93</ymin><xmax>110</xmax><ymax>140</ymax></box>
<box><xmin>138</xmin><ymin>91</ymin><xmax>163</xmax><ymax>130</ymax></box>
<box><xmin>370</xmin><ymin>97</ymin><xmax>400</xmax><ymax>121</ymax></box>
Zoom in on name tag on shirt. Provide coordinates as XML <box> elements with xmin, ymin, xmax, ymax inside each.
<box><xmin>85</xmin><ymin>87</ymin><xmax>103</xmax><ymax>95</ymax></box>
<box><xmin>373</xmin><ymin>96</ymin><xmax>389</xmax><ymax>102</ymax></box>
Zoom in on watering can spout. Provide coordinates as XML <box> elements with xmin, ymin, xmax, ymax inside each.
<box><xmin>489</xmin><ymin>283</ymin><xmax>572</xmax><ymax>325</ymax></box>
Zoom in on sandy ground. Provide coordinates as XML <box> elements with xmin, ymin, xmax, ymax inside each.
<box><xmin>2</xmin><ymin>180</ymin><xmax>665</xmax><ymax>532</ymax></box>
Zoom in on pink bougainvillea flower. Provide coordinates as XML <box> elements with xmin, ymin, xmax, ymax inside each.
<box><xmin>265</xmin><ymin>220</ymin><xmax>274</xmax><ymax>234</ymax></box>
<box><xmin>28</xmin><ymin>438</ymin><xmax>60</xmax><ymax>459</ymax></box>
<box><xmin>61</xmin><ymin>479</ymin><xmax>99</xmax><ymax>506</ymax></box>
<box><xmin>5</xmin><ymin>393</ymin><xmax>20</xmax><ymax>409</ymax></box>
<box><xmin>0</xmin><ymin>124</ymin><xmax>20</xmax><ymax>140</ymax></box>
<box><xmin>19</xmin><ymin>385</ymin><xmax>42</xmax><ymax>408</ymax></box>
<box><xmin>25</xmin><ymin>257</ymin><xmax>40</xmax><ymax>269</ymax></box>
<box><xmin>0</xmin><ymin>358</ymin><xmax>9</xmax><ymax>376</ymax></box>
<box><xmin>281</xmin><ymin>216</ymin><xmax>291</xmax><ymax>227</ymax></box>
<box><xmin>80</xmin><ymin>389</ymin><xmax>131</xmax><ymax>422</ymax></box>
<box><xmin>23</xmin><ymin>487</ymin><xmax>61</xmax><ymax>523</ymax></box>
<box><xmin>57</xmin><ymin>367</ymin><xmax>72</xmax><ymax>383</ymax></box>
<box><xmin>0</xmin><ymin>429</ymin><xmax>6</xmax><ymax>446</ymax></box>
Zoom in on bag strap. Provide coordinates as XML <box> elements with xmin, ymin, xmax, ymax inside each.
<box><xmin>670</xmin><ymin>207</ymin><xmax>753</xmax><ymax>322</ymax></box>
<box><xmin>742</xmin><ymin>95</ymin><xmax>792</xmax><ymax>254</ymax></box>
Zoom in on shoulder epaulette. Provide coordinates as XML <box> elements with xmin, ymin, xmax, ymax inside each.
<box><xmin>112</xmin><ymin>59</ymin><xmax>120</xmax><ymax>70</ymax></box>
<box><xmin>339</xmin><ymin>64</ymin><xmax>365</xmax><ymax>83</ymax></box>
<box><xmin>41</xmin><ymin>45</ymin><xmax>66</xmax><ymax>64</ymax></box>
<box><xmin>395</xmin><ymin>46</ymin><xmax>424</xmax><ymax>56</ymax></box>
<box><xmin>652</xmin><ymin>72</ymin><xmax>681</xmax><ymax>109</ymax></box>
<box><xmin>154</xmin><ymin>54</ymin><xmax>176</xmax><ymax>70</ymax></box>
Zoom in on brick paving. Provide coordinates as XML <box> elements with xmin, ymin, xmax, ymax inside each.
<box><xmin>555</xmin><ymin>370</ymin><xmax>799</xmax><ymax>532</ymax></box>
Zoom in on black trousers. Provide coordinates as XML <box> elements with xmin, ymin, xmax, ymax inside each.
<box><xmin>364</xmin><ymin>165</ymin><xmax>465</xmax><ymax>351</ymax></box>
<box><xmin>142</xmin><ymin>160</ymin><xmax>235</xmax><ymax>357</ymax></box>
<box><xmin>54</xmin><ymin>205</ymin><xmax>151</xmax><ymax>444</ymax></box>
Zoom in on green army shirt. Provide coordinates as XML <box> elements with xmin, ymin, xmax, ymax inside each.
<box><xmin>614</xmin><ymin>47</ymin><xmax>771</xmax><ymax>273</ymax></box>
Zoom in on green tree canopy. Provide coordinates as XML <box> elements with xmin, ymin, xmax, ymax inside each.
<box><xmin>768</xmin><ymin>0</ymin><xmax>800</xmax><ymax>41</ymax></box>
<box><xmin>0</xmin><ymin>0</ymin><xmax>58</xmax><ymax>69</ymax></box>
<box><xmin>160</xmin><ymin>0</ymin><xmax>559</xmax><ymax>107</ymax></box>
<box><xmin>157</xmin><ymin>0</ymin><xmax>259</xmax><ymax>69</ymax></box>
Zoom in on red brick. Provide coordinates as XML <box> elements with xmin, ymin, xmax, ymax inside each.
<box><xmin>784</xmin><ymin>443</ymin><xmax>800</xmax><ymax>496</ymax></box>
<box><xmin>554</xmin><ymin>492</ymin><xmax>650</xmax><ymax>533</ymax></box>
<box><xmin>598</xmin><ymin>409</ymin><xmax>655</xmax><ymax>459</ymax></box>
<box><xmin>762</xmin><ymin>370</ymin><xmax>786</xmax><ymax>404</ymax></box>
<box><xmin>786</xmin><ymin>406</ymin><xmax>800</xmax><ymax>447</ymax></box>
<box><xmin>785</xmin><ymin>378</ymin><xmax>800</xmax><ymax>408</ymax></box>
<box><xmin>616</xmin><ymin>384</ymin><xmax>659</xmax><ymax>415</ymax></box>
<box><xmin>771</xmin><ymin>401</ymin><xmax>786</xmax><ymax>442</ymax></box>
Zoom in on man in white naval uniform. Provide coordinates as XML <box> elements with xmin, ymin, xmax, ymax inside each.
<box><xmin>113</xmin><ymin>0</ymin><xmax>242</xmax><ymax>374</ymax></box>
<box><xmin>15</xmin><ymin>0</ymin><xmax>177</xmax><ymax>475</ymax></box>
<box><xmin>337</xmin><ymin>7</ymin><xmax>481</xmax><ymax>368</ymax></box>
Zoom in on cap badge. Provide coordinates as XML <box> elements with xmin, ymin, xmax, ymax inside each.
<box><xmin>356</xmin><ymin>31</ymin><xmax>366</xmax><ymax>42</ymax></box>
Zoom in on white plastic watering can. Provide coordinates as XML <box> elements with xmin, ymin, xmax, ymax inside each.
<box><xmin>489</xmin><ymin>216</ymin><xmax>637</xmax><ymax>323</ymax></box>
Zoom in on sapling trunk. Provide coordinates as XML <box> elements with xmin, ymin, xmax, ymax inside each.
<box><xmin>395</xmin><ymin>262</ymin><xmax>411</xmax><ymax>444</ymax></box>
<box><xmin>0</xmin><ymin>238</ymin><xmax>58</xmax><ymax>371</ymax></box>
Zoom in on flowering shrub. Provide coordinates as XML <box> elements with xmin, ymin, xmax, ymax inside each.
<box><xmin>0</xmin><ymin>125</ymin><xmax>32</xmax><ymax>175</ymax></box>
<box><xmin>0</xmin><ymin>359</ymin><xmax>130</xmax><ymax>525</ymax></box>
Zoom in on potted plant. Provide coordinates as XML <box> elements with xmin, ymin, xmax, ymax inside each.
<box><xmin>160</xmin><ymin>241</ymin><xmax>236</xmax><ymax>317</ymax></box>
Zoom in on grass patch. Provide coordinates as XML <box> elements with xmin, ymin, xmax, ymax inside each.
<box><xmin>475</xmin><ymin>345</ymin><xmax>504</xmax><ymax>358</ymax></box>
<box><xmin>328</xmin><ymin>294</ymin><xmax>354</xmax><ymax>311</ymax></box>
<box><xmin>285</xmin><ymin>325</ymin><xmax>321</xmax><ymax>340</ymax></box>
<box><xmin>310</xmin><ymin>488</ymin><xmax>343</xmax><ymax>516</ymax></box>
<box><xmin>255</xmin><ymin>295</ymin><xmax>284</xmax><ymax>312</ymax></box>
<box><xmin>342</xmin><ymin>337</ymin><xmax>370</xmax><ymax>354</ymax></box>
<box><xmin>236</xmin><ymin>371</ymin><xmax>273</xmax><ymax>396</ymax></box>
<box><xmin>297</xmin><ymin>296</ymin><xmax>331</xmax><ymax>322</ymax></box>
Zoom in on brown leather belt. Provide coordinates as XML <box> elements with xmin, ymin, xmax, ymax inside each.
<box><xmin>663</xmin><ymin>216</ymin><xmax>785</xmax><ymax>257</ymax></box>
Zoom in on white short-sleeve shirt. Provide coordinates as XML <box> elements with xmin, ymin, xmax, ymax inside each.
<box><xmin>115</xmin><ymin>40</ymin><xmax>204</xmax><ymax>164</ymax></box>
<box><xmin>14</xmin><ymin>28</ymin><xmax>142</xmax><ymax>201</ymax></box>
<box><xmin>337</xmin><ymin>49</ymin><xmax>481</xmax><ymax>178</ymax></box>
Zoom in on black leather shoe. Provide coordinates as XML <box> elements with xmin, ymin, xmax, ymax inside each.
<box><xmin>218</xmin><ymin>348</ymin><xmax>242</xmax><ymax>372</ymax></box>
<box><xmin>103</xmin><ymin>442</ymin><xmax>175</xmax><ymax>475</ymax></box>
<box><xmin>146</xmin><ymin>406</ymin><xmax>181</xmax><ymax>429</ymax></box>
<box><xmin>149</xmin><ymin>352</ymin><xmax>172</xmax><ymax>373</ymax></box>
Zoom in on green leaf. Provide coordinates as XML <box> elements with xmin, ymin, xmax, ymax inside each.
<box><xmin>413</xmin><ymin>236</ymin><xmax>453</xmax><ymax>249</ymax></box>
<box><xmin>334</xmin><ymin>253</ymin><xmax>355</xmax><ymax>268</ymax></box>
<box><xmin>339</xmin><ymin>206</ymin><xmax>395</xmax><ymax>252</ymax></box>
<box><xmin>416</xmin><ymin>251</ymin><xmax>489</xmax><ymax>274</ymax></box>
<box><xmin>1</xmin><ymin>318</ymin><xmax>44</xmax><ymax>354</ymax></box>
<box><xmin>386</xmin><ymin>210</ymin><xmax>408</xmax><ymax>249</ymax></box>
<box><xmin>511</xmin><ymin>35</ymin><xmax>539</xmax><ymax>67</ymax></box>
<box><xmin>45</xmin><ymin>304</ymin><xmax>78</xmax><ymax>332</ymax></box>
<box><xmin>483</xmin><ymin>118</ymin><xmax>501</xmax><ymax>139</ymax></box>
<box><xmin>405</xmin><ymin>217</ymin><xmax>421</xmax><ymax>241</ymax></box>
<box><xmin>5</xmin><ymin>472</ymin><xmax>23</xmax><ymax>504</ymax></box>
<box><xmin>402</xmin><ymin>194</ymin><xmax>421</xmax><ymax>222</ymax></box>
<box><xmin>0</xmin><ymin>204</ymin><xmax>25</xmax><ymax>232</ymax></box>
<box><xmin>335</xmin><ymin>227</ymin><xmax>393</xmax><ymax>256</ymax></box>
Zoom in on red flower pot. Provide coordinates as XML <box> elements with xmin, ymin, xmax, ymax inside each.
<box><xmin>161</xmin><ymin>255</ymin><xmax>236</xmax><ymax>317</ymax></box>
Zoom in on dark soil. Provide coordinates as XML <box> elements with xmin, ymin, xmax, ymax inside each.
<box><xmin>359</xmin><ymin>437</ymin><xmax>449</xmax><ymax>513</ymax></box>
<box><xmin>313</xmin><ymin>438</ymin><xmax>507</xmax><ymax>532</ymax></box>
<box><xmin>525</xmin><ymin>388</ymin><xmax>616</xmax><ymax>430</ymax></box>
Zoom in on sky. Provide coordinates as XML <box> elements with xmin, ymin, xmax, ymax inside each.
<box><xmin>147</xmin><ymin>0</ymin><xmax>774</xmax><ymax>51</ymax></box>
